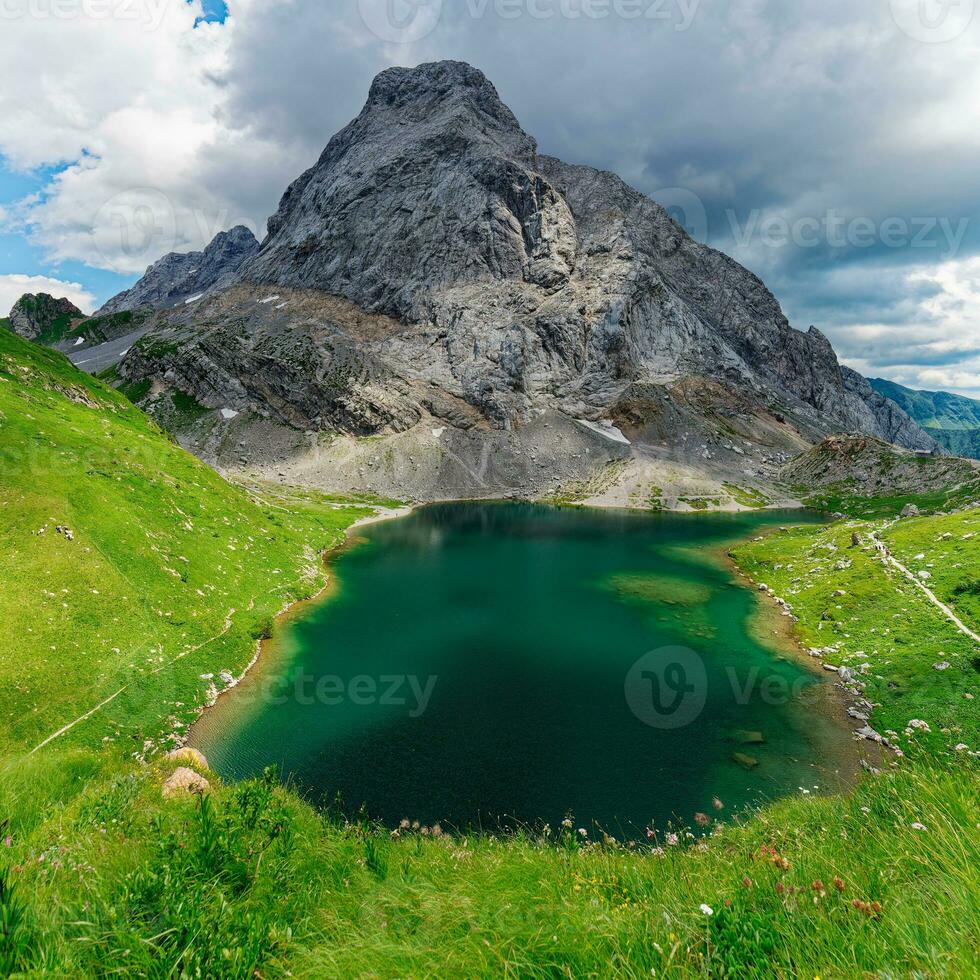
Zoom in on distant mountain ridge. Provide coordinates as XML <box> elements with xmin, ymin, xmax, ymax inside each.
<box><xmin>97</xmin><ymin>225</ymin><xmax>259</xmax><ymax>315</ymax></box>
<box><xmin>869</xmin><ymin>378</ymin><xmax>980</xmax><ymax>460</ymax></box>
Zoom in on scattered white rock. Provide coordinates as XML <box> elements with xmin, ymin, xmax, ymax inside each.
<box><xmin>220</xmin><ymin>408</ymin><xmax>239</xmax><ymax>420</ymax></box>
<box><xmin>162</xmin><ymin>767</ymin><xmax>210</xmax><ymax>799</ymax></box>
<box><xmin>259</xmin><ymin>295</ymin><xmax>281</xmax><ymax>304</ymax></box>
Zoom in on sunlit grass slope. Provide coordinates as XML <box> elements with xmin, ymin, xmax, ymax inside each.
<box><xmin>0</xmin><ymin>328</ymin><xmax>373</xmax><ymax>757</ymax></box>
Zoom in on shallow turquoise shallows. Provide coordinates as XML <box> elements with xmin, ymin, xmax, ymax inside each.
<box><xmin>193</xmin><ymin>502</ymin><xmax>850</xmax><ymax>837</ymax></box>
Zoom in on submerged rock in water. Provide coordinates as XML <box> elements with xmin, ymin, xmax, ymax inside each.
<box><xmin>732</xmin><ymin>752</ymin><xmax>760</xmax><ymax>770</ymax></box>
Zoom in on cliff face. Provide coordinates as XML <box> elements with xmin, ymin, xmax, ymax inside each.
<box><xmin>109</xmin><ymin>60</ymin><xmax>937</xmax><ymax>500</ymax></box>
<box><xmin>6</xmin><ymin>293</ymin><xmax>84</xmax><ymax>343</ymax></box>
<box><xmin>97</xmin><ymin>225</ymin><xmax>259</xmax><ymax>315</ymax></box>
<box><xmin>228</xmin><ymin>60</ymin><xmax>929</xmax><ymax>446</ymax></box>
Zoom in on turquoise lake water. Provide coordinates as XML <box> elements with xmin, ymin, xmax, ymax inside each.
<box><xmin>193</xmin><ymin>503</ymin><xmax>852</xmax><ymax>837</ymax></box>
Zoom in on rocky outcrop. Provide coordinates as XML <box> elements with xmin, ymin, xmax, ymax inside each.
<box><xmin>98</xmin><ymin>225</ymin><xmax>259</xmax><ymax>315</ymax></box>
<box><xmin>7</xmin><ymin>293</ymin><xmax>84</xmax><ymax>342</ymax></box>
<box><xmin>161</xmin><ymin>766</ymin><xmax>210</xmax><ymax>798</ymax></box>
<box><xmin>113</xmin><ymin>60</ymin><xmax>939</xmax><ymax>500</ymax></box>
<box><xmin>780</xmin><ymin>435</ymin><xmax>978</xmax><ymax>498</ymax></box>
<box><xmin>841</xmin><ymin>367</ymin><xmax>938</xmax><ymax>453</ymax></box>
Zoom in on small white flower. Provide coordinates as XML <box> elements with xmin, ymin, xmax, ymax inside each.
<box><xmin>699</xmin><ymin>904</ymin><xmax>714</xmax><ymax>916</ymax></box>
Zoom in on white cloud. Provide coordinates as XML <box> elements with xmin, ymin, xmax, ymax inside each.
<box><xmin>838</xmin><ymin>256</ymin><xmax>980</xmax><ymax>398</ymax></box>
<box><xmin>0</xmin><ymin>0</ymin><xmax>272</xmax><ymax>273</ymax></box>
<box><xmin>0</xmin><ymin>0</ymin><xmax>978</xmax><ymax>392</ymax></box>
<box><xmin>0</xmin><ymin>274</ymin><xmax>96</xmax><ymax>318</ymax></box>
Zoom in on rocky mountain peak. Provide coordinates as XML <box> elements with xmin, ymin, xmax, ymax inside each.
<box><xmin>244</xmin><ymin>60</ymin><xmax>564</xmax><ymax>321</ymax></box>
<box><xmin>108</xmin><ymin>60</ymin><xmax>939</xmax><ymax>500</ymax></box>
<box><xmin>98</xmin><ymin>225</ymin><xmax>259</xmax><ymax>315</ymax></box>
<box><xmin>365</xmin><ymin>61</ymin><xmax>523</xmax><ymax>136</ymax></box>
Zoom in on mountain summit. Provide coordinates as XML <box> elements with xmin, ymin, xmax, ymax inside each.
<box><xmin>107</xmin><ymin>60</ymin><xmax>937</xmax><ymax>504</ymax></box>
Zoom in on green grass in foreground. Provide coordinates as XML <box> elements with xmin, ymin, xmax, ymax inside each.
<box><xmin>2</xmin><ymin>747</ymin><xmax>978</xmax><ymax>976</ymax></box>
<box><xmin>1</xmin><ymin>330</ymin><xmax>979</xmax><ymax>976</ymax></box>
<box><xmin>0</xmin><ymin>328</ymin><xmax>376</xmax><ymax>758</ymax></box>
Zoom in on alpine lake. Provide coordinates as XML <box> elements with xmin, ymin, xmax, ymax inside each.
<box><xmin>191</xmin><ymin>502</ymin><xmax>857</xmax><ymax>839</ymax></box>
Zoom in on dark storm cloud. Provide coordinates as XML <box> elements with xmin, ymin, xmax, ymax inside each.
<box><xmin>204</xmin><ymin>0</ymin><xmax>980</xmax><ymax>389</ymax></box>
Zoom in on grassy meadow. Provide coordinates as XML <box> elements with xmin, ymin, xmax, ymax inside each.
<box><xmin>0</xmin><ymin>327</ymin><xmax>978</xmax><ymax>976</ymax></box>
<box><xmin>0</xmin><ymin>327</ymin><xmax>376</xmax><ymax>757</ymax></box>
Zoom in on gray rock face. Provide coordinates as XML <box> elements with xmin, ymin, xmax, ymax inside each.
<box><xmin>234</xmin><ymin>60</ymin><xmax>929</xmax><ymax>445</ymax></box>
<box><xmin>98</xmin><ymin>225</ymin><xmax>259</xmax><ymax>315</ymax></box>
<box><xmin>116</xmin><ymin>60</ymin><xmax>938</xmax><ymax>497</ymax></box>
<box><xmin>7</xmin><ymin>293</ymin><xmax>84</xmax><ymax>342</ymax></box>
<box><xmin>841</xmin><ymin>367</ymin><xmax>938</xmax><ymax>453</ymax></box>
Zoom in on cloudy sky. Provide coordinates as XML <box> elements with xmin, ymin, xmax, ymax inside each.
<box><xmin>1</xmin><ymin>0</ymin><xmax>978</xmax><ymax>396</ymax></box>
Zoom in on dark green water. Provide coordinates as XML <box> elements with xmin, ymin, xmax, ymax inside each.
<box><xmin>193</xmin><ymin>503</ymin><xmax>852</xmax><ymax>837</ymax></box>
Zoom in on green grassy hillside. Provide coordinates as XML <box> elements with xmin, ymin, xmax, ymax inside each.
<box><xmin>1</xmin><ymin>331</ymin><xmax>978</xmax><ymax>976</ymax></box>
<box><xmin>870</xmin><ymin>378</ymin><xmax>980</xmax><ymax>459</ymax></box>
<box><xmin>0</xmin><ymin>328</ymin><xmax>374</xmax><ymax>757</ymax></box>
<box><xmin>731</xmin><ymin>513</ymin><xmax>980</xmax><ymax>752</ymax></box>
<box><xmin>782</xmin><ymin>434</ymin><xmax>980</xmax><ymax>516</ymax></box>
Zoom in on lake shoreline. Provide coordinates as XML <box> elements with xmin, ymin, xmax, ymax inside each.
<box><xmin>722</xmin><ymin>528</ymin><xmax>885</xmax><ymax>783</ymax></box>
<box><xmin>188</xmin><ymin>502</ymin><xmax>869</xmax><ymax>823</ymax></box>
<box><xmin>185</xmin><ymin>502</ymin><xmax>417</xmax><ymax>750</ymax></box>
